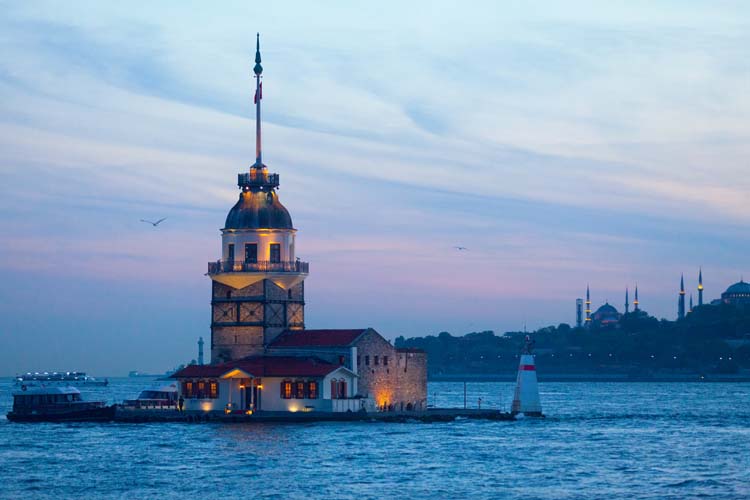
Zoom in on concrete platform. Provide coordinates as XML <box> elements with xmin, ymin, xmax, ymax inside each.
<box><xmin>113</xmin><ymin>406</ymin><xmax>515</xmax><ymax>423</ymax></box>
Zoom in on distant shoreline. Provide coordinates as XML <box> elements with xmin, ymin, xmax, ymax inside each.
<box><xmin>429</xmin><ymin>373</ymin><xmax>750</xmax><ymax>382</ymax></box>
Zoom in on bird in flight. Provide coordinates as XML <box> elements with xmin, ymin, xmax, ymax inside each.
<box><xmin>454</xmin><ymin>246</ymin><xmax>468</xmax><ymax>251</ymax></box>
<box><xmin>140</xmin><ymin>217</ymin><xmax>167</xmax><ymax>227</ymax></box>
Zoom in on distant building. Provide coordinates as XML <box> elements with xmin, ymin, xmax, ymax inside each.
<box><xmin>591</xmin><ymin>303</ymin><xmax>622</xmax><ymax>327</ymax></box>
<box><xmin>721</xmin><ymin>280</ymin><xmax>750</xmax><ymax>307</ymax></box>
<box><xmin>576</xmin><ymin>299</ymin><xmax>583</xmax><ymax>328</ymax></box>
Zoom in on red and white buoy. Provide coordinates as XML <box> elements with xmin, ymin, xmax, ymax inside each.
<box><xmin>511</xmin><ymin>335</ymin><xmax>544</xmax><ymax>417</ymax></box>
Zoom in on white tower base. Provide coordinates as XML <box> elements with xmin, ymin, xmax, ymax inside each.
<box><xmin>511</xmin><ymin>353</ymin><xmax>543</xmax><ymax>417</ymax></box>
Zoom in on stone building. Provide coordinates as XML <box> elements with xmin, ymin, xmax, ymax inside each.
<box><xmin>174</xmin><ymin>36</ymin><xmax>426</xmax><ymax>413</ymax></box>
<box><xmin>269</xmin><ymin>329</ymin><xmax>427</xmax><ymax>410</ymax></box>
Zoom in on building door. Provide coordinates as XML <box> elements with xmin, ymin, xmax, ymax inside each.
<box><xmin>245</xmin><ymin>243</ymin><xmax>258</xmax><ymax>264</ymax></box>
<box><xmin>227</xmin><ymin>243</ymin><xmax>235</xmax><ymax>264</ymax></box>
<box><xmin>270</xmin><ymin>243</ymin><xmax>281</xmax><ymax>263</ymax></box>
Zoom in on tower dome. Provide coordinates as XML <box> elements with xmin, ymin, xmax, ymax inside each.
<box><xmin>224</xmin><ymin>190</ymin><xmax>293</xmax><ymax>230</ymax></box>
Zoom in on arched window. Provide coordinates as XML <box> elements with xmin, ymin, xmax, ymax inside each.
<box><xmin>338</xmin><ymin>380</ymin><xmax>347</xmax><ymax>399</ymax></box>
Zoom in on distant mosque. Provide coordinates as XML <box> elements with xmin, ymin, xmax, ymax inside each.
<box><xmin>576</xmin><ymin>284</ymin><xmax>642</xmax><ymax>328</ymax></box>
<box><xmin>576</xmin><ymin>268</ymin><xmax>750</xmax><ymax>328</ymax></box>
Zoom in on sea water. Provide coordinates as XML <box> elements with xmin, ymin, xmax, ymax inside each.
<box><xmin>0</xmin><ymin>378</ymin><xmax>748</xmax><ymax>499</ymax></box>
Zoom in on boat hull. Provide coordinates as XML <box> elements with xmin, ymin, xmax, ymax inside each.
<box><xmin>6</xmin><ymin>405</ymin><xmax>116</xmax><ymax>423</ymax></box>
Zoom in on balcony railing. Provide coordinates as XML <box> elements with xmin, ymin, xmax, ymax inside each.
<box><xmin>238</xmin><ymin>172</ymin><xmax>280</xmax><ymax>190</ymax></box>
<box><xmin>208</xmin><ymin>260</ymin><xmax>309</xmax><ymax>274</ymax></box>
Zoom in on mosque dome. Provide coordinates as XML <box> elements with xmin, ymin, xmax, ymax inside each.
<box><xmin>224</xmin><ymin>190</ymin><xmax>293</xmax><ymax>230</ymax></box>
<box><xmin>595</xmin><ymin>303</ymin><xmax>618</xmax><ymax>315</ymax></box>
<box><xmin>724</xmin><ymin>280</ymin><xmax>750</xmax><ymax>295</ymax></box>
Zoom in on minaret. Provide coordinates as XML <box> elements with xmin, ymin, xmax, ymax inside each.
<box><xmin>198</xmin><ymin>337</ymin><xmax>204</xmax><ymax>366</ymax></box>
<box><xmin>634</xmin><ymin>284</ymin><xmax>639</xmax><ymax>311</ymax></box>
<box><xmin>689</xmin><ymin>294</ymin><xmax>694</xmax><ymax>314</ymax></box>
<box><xmin>576</xmin><ymin>298</ymin><xmax>583</xmax><ymax>328</ymax></box>
<box><xmin>207</xmin><ymin>35</ymin><xmax>308</xmax><ymax>363</ymax></box>
<box><xmin>698</xmin><ymin>268</ymin><xmax>704</xmax><ymax>306</ymax></box>
<box><xmin>625</xmin><ymin>287</ymin><xmax>630</xmax><ymax>314</ymax></box>
<box><xmin>678</xmin><ymin>274</ymin><xmax>686</xmax><ymax>320</ymax></box>
<box><xmin>585</xmin><ymin>285</ymin><xmax>592</xmax><ymax>325</ymax></box>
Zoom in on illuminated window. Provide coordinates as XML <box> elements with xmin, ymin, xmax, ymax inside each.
<box><xmin>282</xmin><ymin>380</ymin><xmax>292</xmax><ymax>399</ymax></box>
<box><xmin>374</xmin><ymin>356</ymin><xmax>379</xmax><ymax>366</ymax></box>
<box><xmin>184</xmin><ymin>381</ymin><xmax>193</xmax><ymax>398</ymax></box>
<box><xmin>209</xmin><ymin>381</ymin><xmax>218</xmax><ymax>399</ymax></box>
<box><xmin>270</xmin><ymin>243</ymin><xmax>281</xmax><ymax>263</ymax></box>
<box><xmin>383</xmin><ymin>356</ymin><xmax>388</xmax><ymax>366</ymax></box>
<box><xmin>308</xmin><ymin>381</ymin><xmax>318</xmax><ymax>399</ymax></box>
<box><xmin>245</xmin><ymin>243</ymin><xmax>258</xmax><ymax>264</ymax></box>
<box><xmin>197</xmin><ymin>381</ymin><xmax>206</xmax><ymax>398</ymax></box>
<box><xmin>296</xmin><ymin>381</ymin><xmax>306</xmax><ymax>399</ymax></box>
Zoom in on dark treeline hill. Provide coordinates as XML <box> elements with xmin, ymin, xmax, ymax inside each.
<box><xmin>395</xmin><ymin>304</ymin><xmax>750</xmax><ymax>378</ymax></box>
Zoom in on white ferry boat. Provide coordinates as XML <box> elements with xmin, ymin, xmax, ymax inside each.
<box><xmin>14</xmin><ymin>371</ymin><xmax>109</xmax><ymax>387</ymax></box>
<box><xmin>7</xmin><ymin>386</ymin><xmax>115</xmax><ymax>422</ymax></box>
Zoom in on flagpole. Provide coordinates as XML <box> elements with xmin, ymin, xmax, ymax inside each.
<box><xmin>254</xmin><ymin>33</ymin><xmax>263</xmax><ymax>168</ymax></box>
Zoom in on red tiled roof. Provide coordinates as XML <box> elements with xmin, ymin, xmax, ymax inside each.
<box><xmin>171</xmin><ymin>356</ymin><xmax>345</xmax><ymax>379</ymax></box>
<box><xmin>269</xmin><ymin>329</ymin><xmax>368</xmax><ymax>348</ymax></box>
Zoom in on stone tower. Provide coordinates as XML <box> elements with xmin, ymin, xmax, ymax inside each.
<box><xmin>207</xmin><ymin>35</ymin><xmax>308</xmax><ymax>363</ymax></box>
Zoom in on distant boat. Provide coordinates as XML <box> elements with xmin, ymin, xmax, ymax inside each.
<box><xmin>128</xmin><ymin>371</ymin><xmax>161</xmax><ymax>378</ymax></box>
<box><xmin>14</xmin><ymin>372</ymin><xmax>109</xmax><ymax>386</ymax></box>
<box><xmin>123</xmin><ymin>381</ymin><xmax>178</xmax><ymax>409</ymax></box>
<box><xmin>7</xmin><ymin>385</ymin><xmax>115</xmax><ymax>422</ymax></box>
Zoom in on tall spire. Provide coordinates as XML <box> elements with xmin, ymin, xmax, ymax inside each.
<box><xmin>585</xmin><ymin>285</ymin><xmax>592</xmax><ymax>325</ymax></box>
<box><xmin>678</xmin><ymin>274</ymin><xmax>686</xmax><ymax>320</ymax></box>
<box><xmin>698</xmin><ymin>267</ymin><xmax>704</xmax><ymax>306</ymax></box>
<box><xmin>253</xmin><ymin>33</ymin><xmax>264</xmax><ymax>168</ymax></box>
<box><xmin>625</xmin><ymin>287</ymin><xmax>630</xmax><ymax>314</ymax></box>
<box><xmin>634</xmin><ymin>284</ymin><xmax>639</xmax><ymax>311</ymax></box>
<box><xmin>689</xmin><ymin>293</ymin><xmax>694</xmax><ymax>313</ymax></box>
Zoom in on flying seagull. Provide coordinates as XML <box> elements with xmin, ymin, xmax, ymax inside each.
<box><xmin>140</xmin><ymin>217</ymin><xmax>167</xmax><ymax>227</ymax></box>
<box><xmin>454</xmin><ymin>246</ymin><xmax>468</xmax><ymax>251</ymax></box>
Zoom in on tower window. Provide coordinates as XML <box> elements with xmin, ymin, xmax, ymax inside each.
<box><xmin>269</xmin><ymin>243</ymin><xmax>281</xmax><ymax>263</ymax></box>
<box><xmin>245</xmin><ymin>243</ymin><xmax>258</xmax><ymax>264</ymax></box>
<box><xmin>383</xmin><ymin>356</ymin><xmax>388</xmax><ymax>366</ymax></box>
<box><xmin>365</xmin><ymin>356</ymin><xmax>370</xmax><ymax>366</ymax></box>
<box><xmin>374</xmin><ymin>355</ymin><xmax>379</xmax><ymax>366</ymax></box>
<box><xmin>227</xmin><ymin>244</ymin><xmax>235</xmax><ymax>263</ymax></box>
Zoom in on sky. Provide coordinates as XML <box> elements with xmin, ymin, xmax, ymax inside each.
<box><xmin>0</xmin><ymin>1</ymin><xmax>749</xmax><ymax>375</ymax></box>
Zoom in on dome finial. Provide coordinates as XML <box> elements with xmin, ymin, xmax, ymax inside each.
<box><xmin>254</xmin><ymin>33</ymin><xmax>263</xmax><ymax>75</ymax></box>
<box><xmin>253</xmin><ymin>33</ymin><xmax>264</xmax><ymax>168</ymax></box>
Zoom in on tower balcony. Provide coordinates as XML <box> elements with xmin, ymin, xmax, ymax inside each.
<box><xmin>208</xmin><ymin>260</ymin><xmax>309</xmax><ymax>274</ymax></box>
<box><xmin>238</xmin><ymin>172</ymin><xmax>279</xmax><ymax>190</ymax></box>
